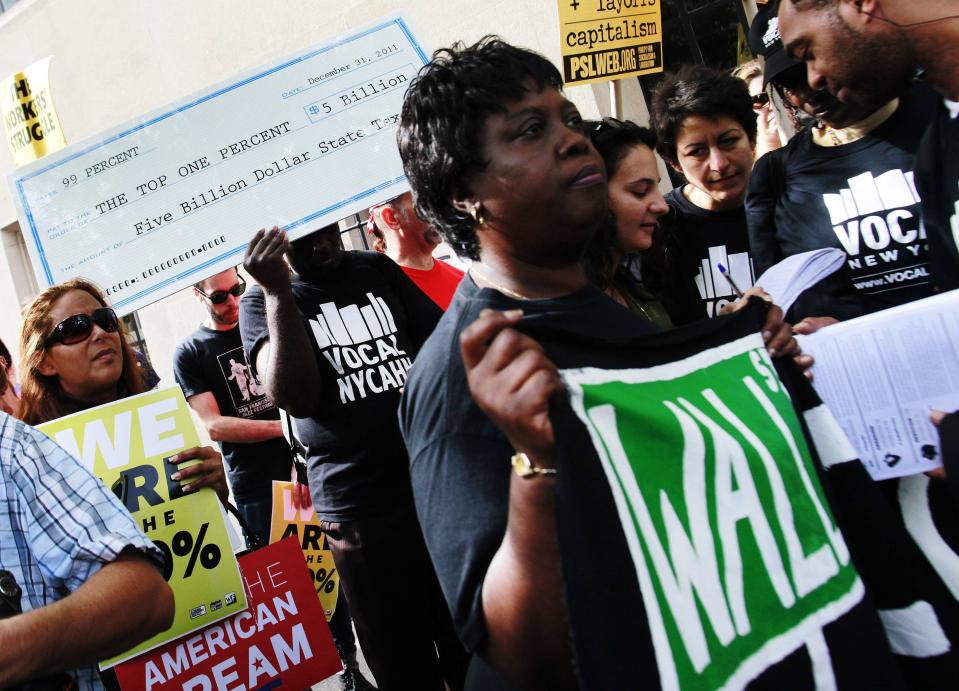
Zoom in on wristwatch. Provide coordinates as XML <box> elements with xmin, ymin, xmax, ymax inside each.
<box><xmin>511</xmin><ymin>452</ymin><xmax>558</xmax><ymax>479</ymax></box>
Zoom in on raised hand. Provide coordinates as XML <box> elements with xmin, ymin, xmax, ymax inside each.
<box><xmin>243</xmin><ymin>227</ymin><xmax>291</xmax><ymax>295</ymax></box>
<box><xmin>169</xmin><ymin>445</ymin><xmax>229</xmax><ymax>504</ymax></box>
<box><xmin>460</xmin><ymin>309</ymin><xmax>562</xmax><ymax>461</ymax></box>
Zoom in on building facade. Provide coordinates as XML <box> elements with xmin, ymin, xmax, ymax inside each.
<box><xmin>0</xmin><ymin>0</ymin><xmax>759</xmax><ymax>435</ymax></box>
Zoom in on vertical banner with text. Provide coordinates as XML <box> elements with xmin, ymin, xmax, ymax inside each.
<box><xmin>1</xmin><ymin>56</ymin><xmax>67</xmax><ymax>166</ymax></box>
<box><xmin>114</xmin><ymin>538</ymin><xmax>340</xmax><ymax>691</ymax></box>
<box><xmin>37</xmin><ymin>386</ymin><xmax>247</xmax><ymax>666</ymax></box>
<box><xmin>557</xmin><ymin>0</ymin><xmax>664</xmax><ymax>86</ymax></box>
<box><xmin>270</xmin><ymin>481</ymin><xmax>340</xmax><ymax>621</ymax></box>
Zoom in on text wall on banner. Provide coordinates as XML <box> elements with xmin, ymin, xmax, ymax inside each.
<box><xmin>563</xmin><ymin>336</ymin><xmax>859</xmax><ymax>689</ymax></box>
<box><xmin>114</xmin><ymin>538</ymin><xmax>341</xmax><ymax>691</ymax></box>
<box><xmin>556</xmin><ymin>0</ymin><xmax>664</xmax><ymax>86</ymax></box>
<box><xmin>37</xmin><ymin>386</ymin><xmax>247</xmax><ymax>667</ymax></box>
<box><xmin>270</xmin><ymin>480</ymin><xmax>340</xmax><ymax>621</ymax></box>
<box><xmin>9</xmin><ymin>16</ymin><xmax>428</xmax><ymax>316</ymax></box>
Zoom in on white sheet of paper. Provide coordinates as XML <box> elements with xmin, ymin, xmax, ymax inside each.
<box><xmin>752</xmin><ymin>248</ymin><xmax>846</xmax><ymax>314</ymax></box>
<box><xmin>798</xmin><ymin>291</ymin><xmax>959</xmax><ymax>480</ymax></box>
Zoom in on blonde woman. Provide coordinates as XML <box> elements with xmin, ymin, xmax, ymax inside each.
<box><xmin>18</xmin><ymin>278</ymin><xmax>227</xmax><ymax>500</ymax></box>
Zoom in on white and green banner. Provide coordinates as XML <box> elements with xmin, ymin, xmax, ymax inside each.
<box><xmin>563</xmin><ymin>333</ymin><xmax>862</xmax><ymax>690</ymax></box>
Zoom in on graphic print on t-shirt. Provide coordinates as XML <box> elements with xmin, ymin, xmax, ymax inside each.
<box><xmin>694</xmin><ymin>246</ymin><xmax>756</xmax><ymax>318</ymax></box>
<box><xmin>216</xmin><ymin>346</ymin><xmax>273</xmax><ymax>417</ymax></box>
<box><xmin>306</xmin><ymin>292</ymin><xmax>413</xmax><ymax>404</ymax></box>
<box><xmin>823</xmin><ymin>169</ymin><xmax>931</xmax><ymax>292</ymax></box>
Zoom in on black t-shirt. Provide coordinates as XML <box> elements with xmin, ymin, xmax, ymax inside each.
<box><xmin>915</xmin><ymin>97</ymin><xmax>959</xmax><ymax>291</ymax></box>
<box><xmin>399</xmin><ymin>275</ymin><xmax>660</xmax><ymax>686</ymax></box>
<box><xmin>173</xmin><ymin>325</ymin><xmax>290</xmax><ymax>502</ymax></box>
<box><xmin>746</xmin><ymin>85</ymin><xmax>939</xmax><ymax>321</ymax></box>
<box><xmin>240</xmin><ymin>251</ymin><xmax>441</xmax><ymax>522</ymax></box>
<box><xmin>663</xmin><ymin>188</ymin><xmax>755</xmax><ymax>320</ymax></box>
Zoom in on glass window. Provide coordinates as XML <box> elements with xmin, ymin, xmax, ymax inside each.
<box><xmin>123</xmin><ymin>314</ymin><xmax>149</xmax><ymax>359</ymax></box>
<box><xmin>682</xmin><ymin>0</ymin><xmax>727</xmax><ymax>11</ymax></box>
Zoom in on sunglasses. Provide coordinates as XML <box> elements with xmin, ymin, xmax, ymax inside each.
<box><xmin>591</xmin><ymin>117</ymin><xmax>631</xmax><ymax>144</ymax></box>
<box><xmin>751</xmin><ymin>92</ymin><xmax>771</xmax><ymax>109</ymax></box>
<box><xmin>45</xmin><ymin>307</ymin><xmax>120</xmax><ymax>347</ymax></box>
<box><xmin>197</xmin><ymin>280</ymin><xmax>246</xmax><ymax>305</ymax></box>
<box><xmin>773</xmin><ymin>63</ymin><xmax>812</xmax><ymax>96</ymax></box>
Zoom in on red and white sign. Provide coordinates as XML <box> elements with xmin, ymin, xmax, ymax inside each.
<box><xmin>115</xmin><ymin>537</ymin><xmax>340</xmax><ymax>691</ymax></box>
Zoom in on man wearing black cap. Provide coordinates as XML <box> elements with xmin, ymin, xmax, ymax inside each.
<box><xmin>776</xmin><ymin>0</ymin><xmax>959</xmax><ymax>292</ymax></box>
<box><xmin>774</xmin><ymin>0</ymin><xmax>959</xmax><ymax>492</ymax></box>
<box><xmin>745</xmin><ymin>0</ymin><xmax>939</xmax><ymax>326</ymax></box>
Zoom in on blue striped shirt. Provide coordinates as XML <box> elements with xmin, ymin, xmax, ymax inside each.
<box><xmin>0</xmin><ymin>412</ymin><xmax>162</xmax><ymax>690</ymax></box>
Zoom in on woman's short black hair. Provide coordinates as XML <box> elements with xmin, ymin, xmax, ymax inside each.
<box><xmin>650</xmin><ymin>64</ymin><xmax>757</xmax><ymax>165</ymax></box>
<box><xmin>397</xmin><ymin>36</ymin><xmax>563</xmax><ymax>261</ymax></box>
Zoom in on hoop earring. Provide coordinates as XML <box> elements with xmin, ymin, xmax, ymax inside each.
<box><xmin>469</xmin><ymin>203</ymin><xmax>486</xmax><ymax>226</ymax></box>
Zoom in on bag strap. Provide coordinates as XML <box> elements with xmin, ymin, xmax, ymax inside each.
<box><xmin>225</xmin><ymin>502</ymin><xmax>262</xmax><ymax>551</ymax></box>
<box><xmin>280</xmin><ymin>408</ymin><xmax>310</xmax><ymax>486</ymax></box>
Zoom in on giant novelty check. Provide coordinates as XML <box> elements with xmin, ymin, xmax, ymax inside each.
<box><xmin>8</xmin><ymin>16</ymin><xmax>427</xmax><ymax>315</ymax></box>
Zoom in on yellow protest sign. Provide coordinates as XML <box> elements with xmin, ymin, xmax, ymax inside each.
<box><xmin>37</xmin><ymin>386</ymin><xmax>247</xmax><ymax>667</ymax></box>
<box><xmin>1</xmin><ymin>56</ymin><xmax>67</xmax><ymax>166</ymax></box>
<box><xmin>270</xmin><ymin>481</ymin><xmax>340</xmax><ymax>622</ymax></box>
<box><xmin>556</xmin><ymin>0</ymin><xmax>664</xmax><ymax>86</ymax></box>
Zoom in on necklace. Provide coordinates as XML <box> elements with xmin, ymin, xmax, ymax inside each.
<box><xmin>470</xmin><ymin>266</ymin><xmax>532</xmax><ymax>301</ymax></box>
<box><xmin>816</xmin><ymin>123</ymin><xmax>844</xmax><ymax>147</ymax></box>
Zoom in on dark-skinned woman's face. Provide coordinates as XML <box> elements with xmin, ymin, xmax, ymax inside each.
<box><xmin>461</xmin><ymin>86</ymin><xmax>608</xmax><ymax>266</ymax></box>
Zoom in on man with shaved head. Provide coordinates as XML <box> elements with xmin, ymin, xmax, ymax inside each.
<box><xmin>777</xmin><ymin>0</ymin><xmax>959</xmax><ymax>287</ymax></box>
<box><xmin>777</xmin><ymin>6</ymin><xmax>959</xmax><ymax>686</ymax></box>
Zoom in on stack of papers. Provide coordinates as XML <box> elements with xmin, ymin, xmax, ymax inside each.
<box><xmin>797</xmin><ymin>291</ymin><xmax>959</xmax><ymax>480</ymax></box>
<box><xmin>753</xmin><ymin>248</ymin><xmax>846</xmax><ymax>314</ymax></box>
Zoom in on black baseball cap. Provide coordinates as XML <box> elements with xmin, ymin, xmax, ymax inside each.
<box><xmin>748</xmin><ymin>1</ymin><xmax>802</xmax><ymax>87</ymax></box>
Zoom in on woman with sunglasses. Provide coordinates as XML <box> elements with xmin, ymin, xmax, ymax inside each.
<box><xmin>17</xmin><ymin>278</ymin><xmax>228</xmax><ymax>500</ymax></box>
<box><xmin>583</xmin><ymin>118</ymin><xmax>679</xmax><ymax>328</ymax></box>
<box><xmin>733</xmin><ymin>59</ymin><xmax>783</xmax><ymax>161</ymax></box>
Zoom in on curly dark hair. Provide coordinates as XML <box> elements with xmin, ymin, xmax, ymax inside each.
<box><xmin>583</xmin><ymin>119</ymin><xmax>658</xmax><ymax>292</ymax></box>
<box><xmin>649</xmin><ymin>64</ymin><xmax>757</xmax><ymax>165</ymax></box>
<box><xmin>397</xmin><ymin>36</ymin><xmax>563</xmax><ymax>261</ymax></box>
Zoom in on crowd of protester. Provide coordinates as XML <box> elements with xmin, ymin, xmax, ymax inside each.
<box><xmin>1</xmin><ymin>0</ymin><xmax>958</xmax><ymax>689</ymax></box>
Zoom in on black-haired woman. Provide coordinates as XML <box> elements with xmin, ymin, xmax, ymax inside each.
<box><xmin>649</xmin><ymin>64</ymin><xmax>761</xmax><ymax>322</ymax></box>
<box><xmin>581</xmin><ymin>118</ymin><xmax>674</xmax><ymax>328</ymax></box>
<box><xmin>396</xmin><ymin>36</ymin><xmax>806</xmax><ymax>690</ymax></box>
